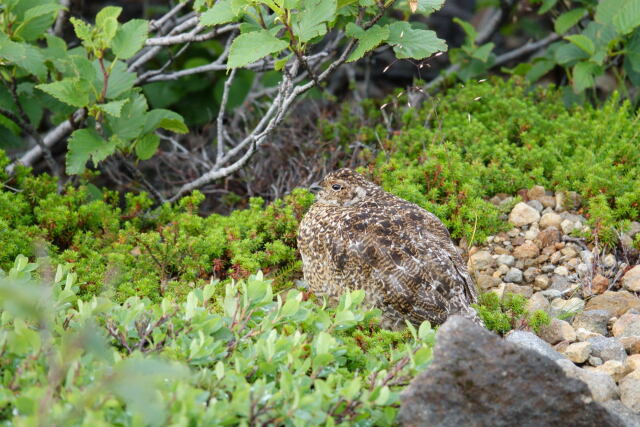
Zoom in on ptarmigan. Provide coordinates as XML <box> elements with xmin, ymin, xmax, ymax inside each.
<box><xmin>297</xmin><ymin>168</ymin><xmax>482</xmax><ymax>328</ymax></box>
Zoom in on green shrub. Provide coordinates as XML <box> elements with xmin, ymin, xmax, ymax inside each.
<box><xmin>473</xmin><ymin>292</ymin><xmax>551</xmax><ymax>335</ymax></box>
<box><xmin>0</xmin><ymin>256</ymin><xmax>434</xmax><ymax>425</ymax></box>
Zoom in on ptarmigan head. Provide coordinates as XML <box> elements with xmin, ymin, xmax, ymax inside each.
<box><xmin>310</xmin><ymin>168</ymin><xmax>380</xmax><ymax>207</ymax></box>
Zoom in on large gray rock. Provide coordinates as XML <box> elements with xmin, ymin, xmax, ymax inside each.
<box><xmin>573</xmin><ymin>310</ymin><xmax>610</xmax><ymax>336</ymax></box>
<box><xmin>505</xmin><ymin>330</ymin><xmax>566</xmax><ymax>361</ymax></box>
<box><xmin>603</xmin><ymin>400</ymin><xmax>640</xmax><ymax>427</ymax></box>
<box><xmin>588</xmin><ymin>336</ymin><xmax>628</xmax><ymax>363</ymax></box>
<box><xmin>399</xmin><ymin>316</ymin><xmax>624</xmax><ymax>427</ymax></box>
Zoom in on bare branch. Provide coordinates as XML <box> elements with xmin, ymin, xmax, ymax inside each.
<box><xmin>217</xmin><ymin>68</ymin><xmax>237</xmax><ymax>163</ymax></box>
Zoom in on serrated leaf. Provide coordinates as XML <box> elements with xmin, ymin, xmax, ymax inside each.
<box><xmin>554</xmin><ymin>42</ymin><xmax>589</xmax><ymax>65</ymax></box>
<box><xmin>572</xmin><ymin>61</ymin><xmax>601</xmax><ymax>93</ymax></box>
<box><xmin>107</xmin><ymin>94</ymin><xmax>147</xmax><ymax>140</ymax></box>
<box><xmin>471</xmin><ymin>42</ymin><xmax>494</xmax><ymax>62</ymax></box>
<box><xmin>70</xmin><ymin>17</ymin><xmax>97</xmax><ymax>52</ymax></box>
<box><xmin>96</xmin><ymin>6</ymin><xmax>122</xmax><ymax>32</ymax></box>
<box><xmin>66</xmin><ymin>129</ymin><xmax>118</xmax><ymax>174</ymax></box>
<box><xmin>14</xmin><ymin>4</ymin><xmax>63</xmax><ymax>42</ymax></box>
<box><xmin>143</xmin><ymin>109</ymin><xmax>188</xmax><ymax>134</ymax></box>
<box><xmin>292</xmin><ymin>0</ymin><xmax>336</xmax><ymax>43</ymax></box>
<box><xmin>554</xmin><ymin>8</ymin><xmax>586</xmax><ymax>34</ymax></box>
<box><xmin>582</xmin><ymin>21</ymin><xmax>619</xmax><ymax>65</ymax></box>
<box><xmin>227</xmin><ymin>30</ymin><xmax>288</xmax><ymax>69</ymax></box>
<box><xmin>0</xmin><ymin>34</ymin><xmax>47</xmax><ymax>79</ymax></box>
<box><xmin>388</xmin><ymin>21</ymin><xmax>447</xmax><ymax>59</ymax></box>
<box><xmin>416</xmin><ymin>0</ymin><xmax>445</xmax><ymax>14</ymax></box>
<box><xmin>564</xmin><ymin>34</ymin><xmax>595</xmax><ymax>56</ymax></box>
<box><xmin>596</xmin><ymin>0</ymin><xmax>640</xmax><ymax>35</ymax></box>
<box><xmin>200</xmin><ymin>0</ymin><xmax>238</xmax><ymax>26</ymax></box>
<box><xmin>346</xmin><ymin>24</ymin><xmax>389</xmax><ymax>62</ymax></box>
<box><xmin>112</xmin><ymin>19</ymin><xmax>148</xmax><ymax>59</ymax></box>
<box><xmin>104</xmin><ymin>60</ymin><xmax>136</xmax><ymax>99</ymax></box>
<box><xmin>135</xmin><ymin>133</ymin><xmax>160</xmax><ymax>160</ymax></box>
<box><xmin>36</xmin><ymin>78</ymin><xmax>91</xmax><ymax>108</ymax></box>
<box><xmin>99</xmin><ymin>99</ymin><xmax>127</xmax><ymax>117</ymax></box>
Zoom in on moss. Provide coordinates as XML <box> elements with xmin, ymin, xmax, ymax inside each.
<box><xmin>473</xmin><ymin>292</ymin><xmax>550</xmax><ymax>335</ymax></box>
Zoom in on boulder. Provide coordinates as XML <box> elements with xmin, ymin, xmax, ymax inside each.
<box><xmin>509</xmin><ymin>202</ymin><xmax>540</xmax><ymax>227</ymax></box>
<box><xmin>623</xmin><ymin>266</ymin><xmax>640</xmax><ymax>292</ymax></box>
<box><xmin>398</xmin><ymin>316</ymin><xmax>624</xmax><ymax>427</ymax></box>
<box><xmin>585</xmin><ymin>291</ymin><xmax>640</xmax><ymax>318</ymax></box>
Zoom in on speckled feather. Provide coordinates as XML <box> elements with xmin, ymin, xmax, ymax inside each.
<box><xmin>297</xmin><ymin>168</ymin><xmax>482</xmax><ymax>328</ymax></box>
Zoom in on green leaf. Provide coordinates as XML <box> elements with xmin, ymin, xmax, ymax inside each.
<box><xmin>554</xmin><ymin>42</ymin><xmax>589</xmax><ymax>65</ymax></box>
<box><xmin>526</xmin><ymin>58</ymin><xmax>555</xmax><ymax>82</ymax></box>
<box><xmin>292</xmin><ymin>0</ymin><xmax>337</xmax><ymax>43</ymax></box>
<box><xmin>572</xmin><ymin>61</ymin><xmax>601</xmax><ymax>93</ymax></box>
<box><xmin>200</xmin><ymin>0</ymin><xmax>238</xmax><ymax>26</ymax></box>
<box><xmin>416</xmin><ymin>0</ymin><xmax>445</xmax><ymax>14</ymax></box>
<box><xmin>112</xmin><ymin>19</ymin><xmax>148</xmax><ymax>59</ymax></box>
<box><xmin>36</xmin><ymin>78</ymin><xmax>92</xmax><ymax>108</ymax></box>
<box><xmin>66</xmin><ymin>129</ymin><xmax>118</xmax><ymax>174</ymax></box>
<box><xmin>95</xmin><ymin>6</ymin><xmax>122</xmax><ymax>42</ymax></box>
<box><xmin>453</xmin><ymin>18</ymin><xmax>477</xmax><ymax>44</ymax></box>
<box><xmin>346</xmin><ymin>24</ymin><xmax>390</xmax><ymax>62</ymax></box>
<box><xmin>13</xmin><ymin>4</ymin><xmax>63</xmax><ymax>42</ymax></box>
<box><xmin>554</xmin><ymin>8</ymin><xmax>586</xmax><ymax>34</ymax></box>
<box><xmin>538</xmin><ymin>0</ymin><xmax>559</xmax><ymax>14</ymax></box>
<box><xmin>627</xmin><ymin>27</ymin><xmax>640</xmax><ymax>71</ymax></box>
<box><xmin>107</xmin><ymin>94</ymin><xmax>147</xmax><ymax>140</ymax></box>
<box><xmin>135</xmin><ymin>133</ymin><xmax>160</xmax><ymax>160</ymax></box>
<box><xmin>564</xmin><ymin>34</ymin><xmax>595</xmax><ymax>56</ymax></box>
<box><xmin>104</xmin><ymin>60</ymin><xmax>136</xmax><ymax>99</ymax></box>
<box><xmin>471</xmin><ymin>42</ymin><xmax>494</xmax><ymax>62</ymax></box>
<box><xmin>143</xmin><ymin>109</ymin><xmax>188</xmax><ymax>134</ymax></box>
<box><xmin>387</xmin><ymin>21</ymin><xmax>447</xmax><ymax>59</ymax></box>
<box><xmin>596</xmin><ymin>0</ymin><xmax>640</xmax><ymax>35</ymax></box>
<box><xmin>227</xmin><ymin>30</ymin><xmax>288</xmax><ymax>69</ymax></box>
<box><xmin>0</xmin><ymin>34</ymin><xmax>47</xmax><ymax>79</ymax></box>
<box><xmin>99</xmin><ymin>99</ymin><xmax>127</xmax><ymax>117</ymax></box>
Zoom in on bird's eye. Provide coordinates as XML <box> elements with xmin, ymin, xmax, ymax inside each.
<box><xmin>332</xmin><ymin>184</ymin><xmax>342</xmax><ymax>191</ymax></box>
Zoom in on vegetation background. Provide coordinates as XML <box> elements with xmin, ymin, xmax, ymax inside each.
<box><xmin>1</xmin><ymin>0</ymin><xmax>639</xmax><ymax>424</ymax></box>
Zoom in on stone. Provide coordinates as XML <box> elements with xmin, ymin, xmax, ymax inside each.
<box><xmin>527</xmin><ymin>200</ymin><xmax>544</xmax><ymax>212</ymax></box>
<box><xmin>620</xmin><ymin>370</ymin><xmax>640</xmax><ymax>413</ymax></box>
<box><xmin>613</xmin><ymin>313</ymin><xmax>640</xmax><ymax>338</ymax></box>
<box><xmin>469</xmin><ymin>250</ymin><xmax>495</xmax><ymax>271</ymax></box>
<box><xmin>536</xmin><ymin>226</ymin><xmax>561</xmax><ymax>248</ymax></box>
<box><xmin>504</xmin><ymin>267</ymin><xmax>523</xmax><ymax>283</ymax></box>
<box><xmin>538</xmin><ymin>195</ymin><xmax>556</xmax><ymax>209</ymax></box>
<box><xmin>542</xmin><ymin>289</ymin><xmax>562</xmax><ymax>299</ymax></box>
<box><xmin>524</xmin><ymin>225</ymin><xmax>539</xmax><ymax>240</ymax></box>
<box><xmin>494</xmin><ymin>264</ymin><xmax>509</xmax><ymax>277</ymax></box>
<box><xmin>550</xmin><ymin>297</ymin><xmax>585</xmax><ymax>318</ymax></box>
<box><xmin>626</xmin><ymin>355</ymin><xmax>640</xmax><ymax>372</ymax></box>
<box><xmin>549</xmin><ymin>275</ymin><xmax>570</xmax><ymax>292</ymax></box>
<box><xmin>586</xmin><ymin>291</ymin><xmax>640</xmax><ymax>318</ymax></box>
<box><xmin>523</xmin><ymin>267</ymin><xmax>539</xmax><ymax>283</ymax></box>
<box><xmin>509</xmin><ymin>202</ymin><xmax>541</xmax><ymax>227</ymax></box>
<box><xmin>513</xmin><ymin>241</ymin><xmax>540</xmax><ymax>259</ymax></box>
<box><xmin>623</xmin><ymin>265</ymin><xmax>640</xmax><ymax>292</ymax></box>
<box><xmin>503</xmin><ymin>283</ymin><xmax>533</xmax><ymax>298</ymax></box>
<box><xmin>573</xmin><ymin>310</ymin><xmax>610</xmax><ymax>336</ymax></box>
<box><xmin>588</xmin><ymin>336</ymin><xmax>628</xmax><ymax>363</ymax></box>
<box><xmin>539</xmin><ymin>318</ymin><xmax>577</xmax><ymax>345</ymax></box>
<box><xmin>561</xmin><ymin>247</ymin><xmax>578</xmax><ymax>258</ymax></box>
<box><xmin>577</xmin><ymin>328</ymin><xmax>604</xmax><ymax>342</ymax></box>
<box><xmin>505</xmin><ymin>330</ymin><xmax>566</xmax><ymax>361</ymax></box>
<box><xmin>526</xmin><ymin>292</ymin><xmax>550</xmax><ymax>313</ymax></box>
<box><xmin>589</xmin><ymin>356</ymin><xmax>604</xmax><ymax>367</ymax></box>
<box><xmin>603</xmin><ymin>254</ymin><xmax>617</xmax><ymax>269</ymax></box>
<box><xmin>592</xmin><ymin>360</ymin><xmax>631</xmax><ymax>382</ymax></box>
<box><xmin>602</xmin><ymin>400</ymin><xmax>640</xmax><ymax>427</ymax></box>
<box><xmin>496</xmin><ymin>254</ymin><xmax>515</xmax><ymax>267</ymax></box>
<box><xmin>550</xmin><ymin>251</ymin><xmax>562</xmax><ymax>264</ymax></box>
<box><xmin>534</xmin><ymin>275</ymin><xmax>550</xmax><ymax>290</ymax></box>
<box><xmin>556</xmin><ymin>358</ymin><xmax>620</xmax><ymax>403</ymax></box>
<box><xmin>563</xmin><ymin>342</ymin><xmax>592</xmax><ymax>364</ymax></box>
<box><xmin>554</xmin><ymin>266</ymin><xmax>569</xmax><ymax>276</ymax></box>
<box><xmin>477</xmin><ymin>273</ymin><xmax>502</xmax><ymax>290</ymax></box>
<box><xmin>620</xmin><ymin>337</ymin><xmax>640</xmax><ymax>355</ymax></box>
<box><xmin>592</xmin><ymin>274</ymin><xmax>610</xmax><ymax>295</ymax></box>
<box><xmin>539</xmin><ymin>212</ymin><xmax>563</xmax><ymax>229</ymax></box>
<box><xmin>527</xmin><ymin>185</ymin><xmax>546</xmax><ymax>200</ymax></box>
<box><xmin>577</xmin><ymin>263</ymin><xmax>590</xmax><ymax>277</ymax></box>
<box><xmin>561</xmin><ymin>219</ymin><xmax>576</xmax><ymax>234</ymax></box>
<box><xmin>398</xmin><ymin>317</ymin><xmax>623</xmax><ymax>427</ymax></box>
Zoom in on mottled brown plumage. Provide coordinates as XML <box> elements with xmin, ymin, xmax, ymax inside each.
<box><xmin>297</xmin><ymin>168</ymin><xmax>481</xmax><ymax>328</ymax></box>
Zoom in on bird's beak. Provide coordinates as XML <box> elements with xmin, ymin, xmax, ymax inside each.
<box><xmin>309</xmin><ymin>182</ymin><xmax>322</xmax><ymax>194</ymax></box>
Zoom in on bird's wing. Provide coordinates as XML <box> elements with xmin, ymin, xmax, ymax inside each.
<box><xmin>334</xmin><ymin>201</ymin><xmax>478</xmax><ymax>325</ymax></box>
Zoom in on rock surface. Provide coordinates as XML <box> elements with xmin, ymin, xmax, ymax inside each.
<box><xmin>399</xmin><ymin>316</ymin><xmax>624</xmax><ymax>427</ymax></box>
